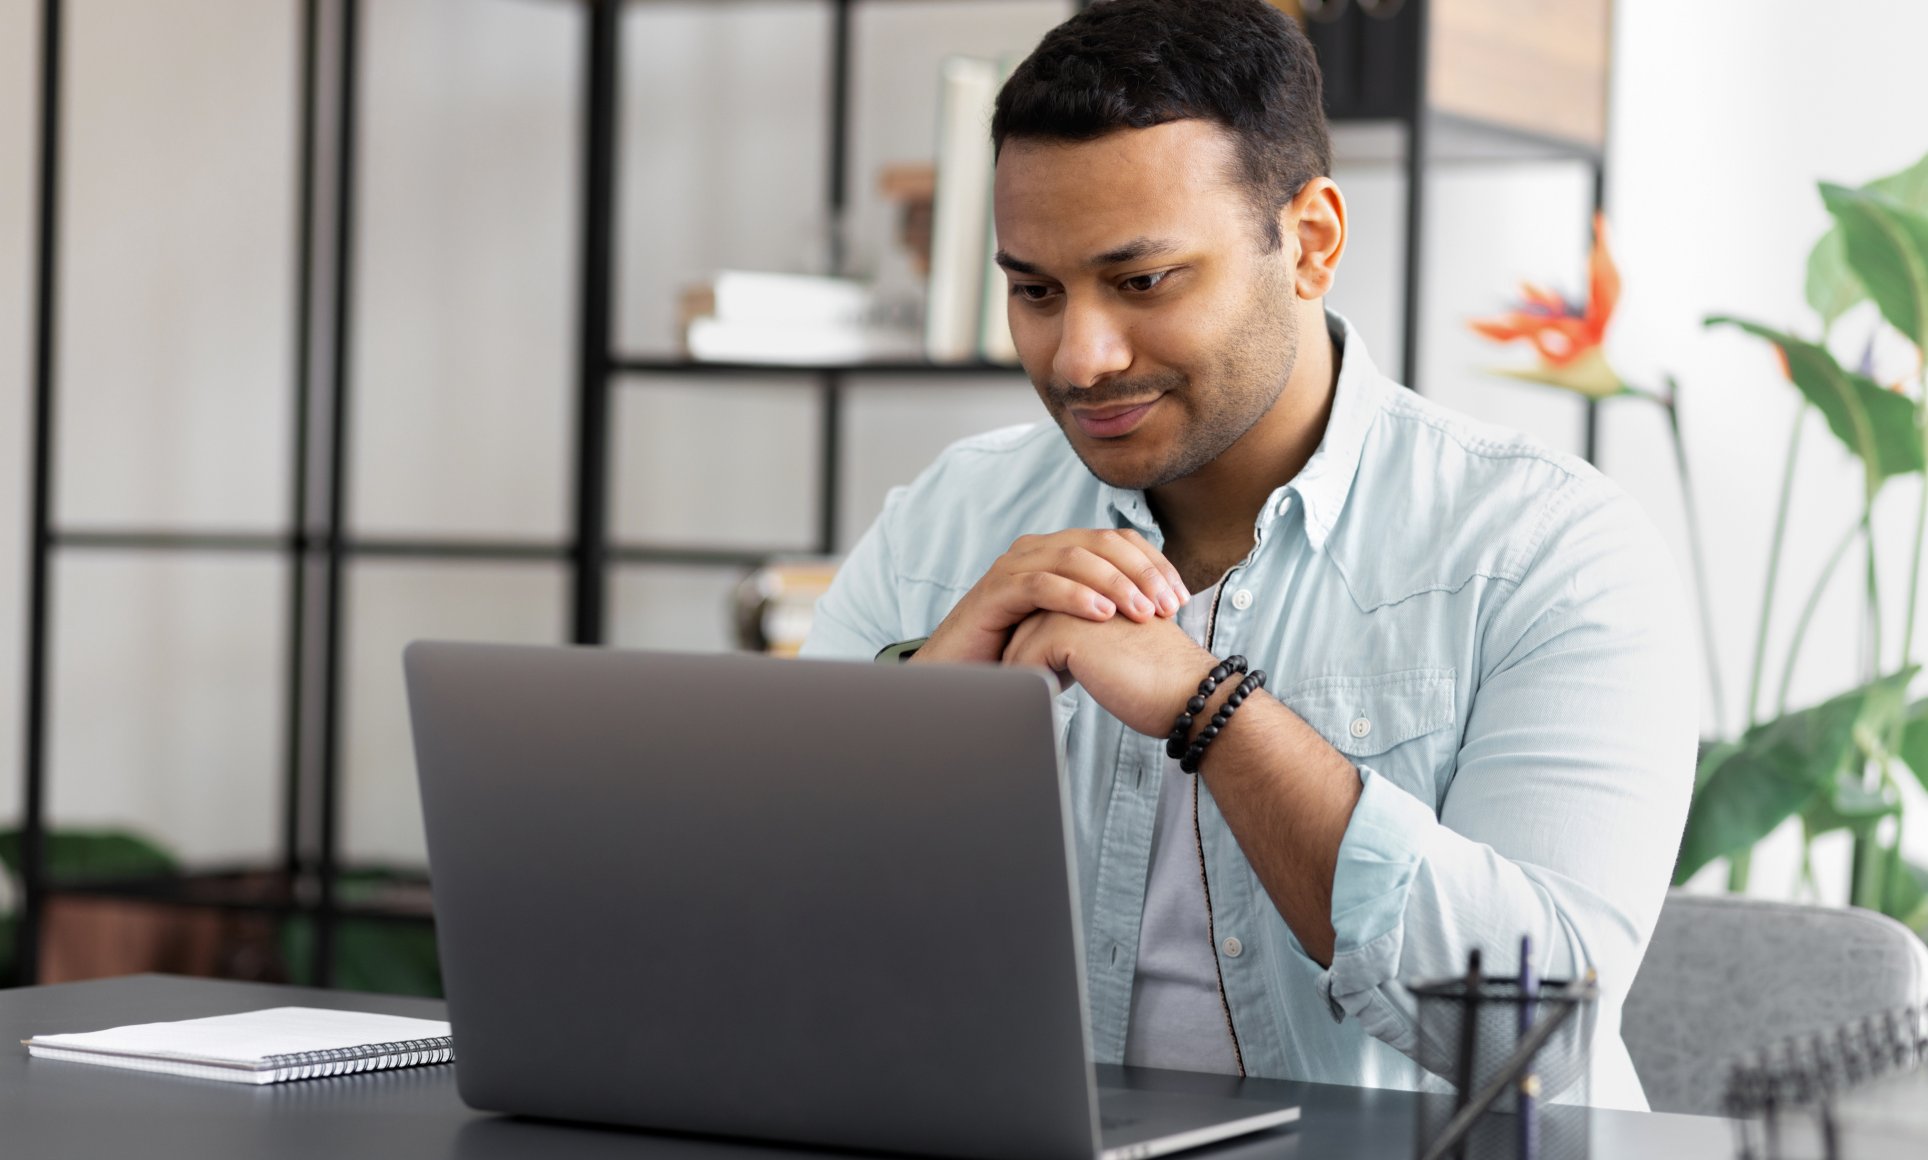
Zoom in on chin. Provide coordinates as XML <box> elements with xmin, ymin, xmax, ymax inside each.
<box><xmin>1063</xmin><ymin>436</ymin><xmax>1172</xmax><ymax>493</ymax></box>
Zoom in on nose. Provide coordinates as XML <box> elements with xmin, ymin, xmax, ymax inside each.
<box><xmin>1051</xmin><ymin>295</ymin><xmax>1132</xmax><ymax>389</ymax></box>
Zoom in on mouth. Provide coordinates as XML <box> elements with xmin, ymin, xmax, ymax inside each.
<box><xmin>1068</xmin><ymin>397</ymin><xmax>1161</xmax><ymax>439</ymax></box>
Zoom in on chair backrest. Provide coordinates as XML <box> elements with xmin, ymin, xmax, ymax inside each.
<box><xmin>1622</xmin><ymin>890</ymin><xmax>1928</xmax><ymax>1114</ymax></box>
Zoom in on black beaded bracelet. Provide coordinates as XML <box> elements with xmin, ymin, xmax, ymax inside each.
<box><xmin>1179</xmin><ymin>668</ymin><xmax>1267</xmax><ymax>774</ymax></box>
<box><xmin>1166</xmin><ymin>655</ymin><xmax>1247</xmax><ymax>760</ymax></box>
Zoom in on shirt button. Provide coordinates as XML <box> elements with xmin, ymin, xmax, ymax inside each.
<box><xmin>1230</xmin><ymin>588</ymin><xmax>1253</xmax><ymax>611</ymax></box>
<box><xmin>1350</xmin><ymin>717</ymin><xmax>1372</xmax><ymax>739</ymax></box>
<box><xmin>1221</xmin><ymin>936</ymin><xmax>1243</xmax><ymax>958</ymax></box>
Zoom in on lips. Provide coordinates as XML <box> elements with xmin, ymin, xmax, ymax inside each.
<box><xmin>1069</xmin><ymin>398</ymin><xmax>1159</xmax><ymax>439</ymax></box>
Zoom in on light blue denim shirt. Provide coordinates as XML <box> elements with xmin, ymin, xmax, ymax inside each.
<box><xmin>800</xmin><ymin>313</ymin><xmax>1696</xmax><ymax>1110</ymax></box>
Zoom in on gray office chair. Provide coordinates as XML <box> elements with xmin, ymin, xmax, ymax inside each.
<box><xmin>1622</xmin><ymin>890</ymin><xmax>1928</xmax><ymax>1114</ymax></box>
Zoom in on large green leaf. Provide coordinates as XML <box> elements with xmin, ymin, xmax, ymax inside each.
<box><xmin>1820</xmin><ymin>183</ymin><xmax>1928</xmax><ymax>351</ymax></box>
<box><xmin>1806</xmin><ymin>230</ymin><xmax>1860</xmax><ymax>327</ymax></box>
<box><xmin>1898</xmin><ymin>697</ymin><xmax>1928</xmax><ymax>796</ymax></box>
<box><xmin>1695</xmin><ymin>738</ymin><xmax>1742</xmax><ymax>793</ymax></box>
<box><xmin>1705</xmin><ymin>318</ymin><xmax>1923</xmax><ymax>487</ymax></box>
<box><xmin>1676</xmin><ymin>670</ymin><xmax>1915</xmax><ymax>884</ymax></box>
<box><xmin>0</xmin><ymin>828</ymin><xmax>178</xmax><ymax>886</ymax></box>
<box><xmin>1879</xmin><ymin>845</ymin><xmax>1928</xmax><ymax>934</ymax></box>
<box><xmin>1799</xmin><ymin>775</ymin><xmax>1897</xmax><ymax>839</ymax></box>
<box><xmin>1805</xmin><ymin>150</ymin><xmax>1928</xmax><ymax>326</ymax></box>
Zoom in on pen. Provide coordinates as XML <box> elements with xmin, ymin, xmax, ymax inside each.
<box><xmin>1451</xmin><ymin>948</ymin><xmax>1482</xmax><ymax>1160</ymax></box>
<box><xmin>1518</xmin><ymin>935</ymin><xmax>1539</xmax><ymax>1160</ymax></box>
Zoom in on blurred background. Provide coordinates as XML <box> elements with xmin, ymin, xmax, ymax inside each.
<box><xmin>1</xmin><ymin>0</ymin><xmax>1925</xmax><ymax>995</ymax></box>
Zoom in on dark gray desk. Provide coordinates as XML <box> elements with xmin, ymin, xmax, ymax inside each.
<box><xmin>1</xmin><ymin>975</ymin><xmax>1731</xmax><ymax>1159</ymax></box>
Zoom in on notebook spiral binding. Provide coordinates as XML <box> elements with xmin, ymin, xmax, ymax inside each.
<box><xmin>259</xmin><ymin>1035</ymin><xmax>455</xmax><ymax>1080</ymax></box>
<box><xmin>1721</xmin><ymin>1003</ymin><xmax>1927</xmax><ymax>1160</ymax></box>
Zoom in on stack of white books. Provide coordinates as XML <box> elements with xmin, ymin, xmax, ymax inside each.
<box><xmin>682</xmin><ymin>271</ymin><xmax>920</xmax><ymax>366</ymax></box>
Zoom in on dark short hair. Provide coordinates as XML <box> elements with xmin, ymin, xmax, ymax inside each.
<box><xmin>991</xmin><ymin>0</ymin><xmax>1331</xmax><ymax>251</ymax></box>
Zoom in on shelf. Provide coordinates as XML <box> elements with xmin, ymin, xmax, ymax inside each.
<box><xmin>613</xmin><ymin>356</ymin><xmax>1029</xmax><ymax>379</ymax></box>
<box><xmin>610</xmin><ymin>543</ymin><xmax>798</xmax><ymax>568</ymax></box>
<box><xmin>45</xmin><ymin>529</ymin><xmax>820</xmax><ymax>569</ymax></box>
<box><xmin>349</xmin><ymin>536</ymin><xmax>569</xmax><ymax>563</ymax></box>
<box><xmin>49</xmin><ymin>529</ymin><xmax>296</xmax><ymax>554</ymax></box>
<box><xmin>1329</xmin><ymin>110</ymin><xmax>1603</xmax><ymax>168</ymax></box>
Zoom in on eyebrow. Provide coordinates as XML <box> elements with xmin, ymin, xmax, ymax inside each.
<box><xmin>994</xmin><ymin>236</ymin><xmax>1184</xmax><ymax>277</ymax></box>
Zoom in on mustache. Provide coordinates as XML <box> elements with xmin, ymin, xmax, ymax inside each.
<box><xmin>1042</xmin><ymin>371</ymin><xmax>1185</xmax><ymax>410</ymax></box>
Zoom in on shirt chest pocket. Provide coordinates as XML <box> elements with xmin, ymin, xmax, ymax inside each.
<box><xmin>1282</xmin><ymin>668</ymin><xmax>1458</xmax><ymax>809</ymax></box>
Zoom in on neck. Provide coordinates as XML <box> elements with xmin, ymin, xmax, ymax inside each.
<box><xmin>1147</xmin><ymin>321</ymin><xmax>1339</xmax><ymax>586</ymax></box>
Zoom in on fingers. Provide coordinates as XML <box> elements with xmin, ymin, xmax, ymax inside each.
<box><xmin>1113</xmin><ymin>528</ymin><xmax>1190</xmax><ymax>605</ymax></box>
<box><xmin>1010</xmin><ymin>529</ymin><xmax>1187</xmax><ymax>622</ymax></box>
<box><xmin>1002</xmin><ymin>612</ymin><xmax>1073</xmax><ymax>691</ymax></box>
<box><xmin>991</xmin><ymin>568</ymin><xmax>1118</xmax><ymax>624</ymax></box>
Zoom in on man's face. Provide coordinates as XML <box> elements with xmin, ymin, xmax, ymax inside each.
<box><xmin>992</xmin><ymin>120</ymin><xmax>1302</xmax><ymax>492</ymax></box>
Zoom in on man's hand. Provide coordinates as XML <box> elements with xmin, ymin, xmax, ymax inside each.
<box><xmin>1001</xmin><ymin>609</ymin><xmax>1217</xmax><ymax>737</ymax></box>
<box><xmin>910</xmin><ymin>529</ymin><xmax>1190</xmax><ymax>665</ymax></box>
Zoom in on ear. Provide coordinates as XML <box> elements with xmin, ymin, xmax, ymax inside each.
<box><xmin>1280</xmin><ymin>177</ymin><xmax>1346</xmax><ymax>300</ymax></box>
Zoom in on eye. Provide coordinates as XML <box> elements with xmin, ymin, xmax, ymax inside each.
<box><xmin>1010</xmin><ymin>282</ymin><xmax>1058</xmax><ymax>303</ymax></box>
<box><xmin>1121</xmin><ymin>270</ymin><xmax>1171</xmax><ymax>294</ymax></box>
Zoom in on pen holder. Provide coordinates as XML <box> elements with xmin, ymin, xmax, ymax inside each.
<box><xmin>1409</xmin><ymin>974</ymin><xmax>1599</xmax><ymax>1160</ymax></box>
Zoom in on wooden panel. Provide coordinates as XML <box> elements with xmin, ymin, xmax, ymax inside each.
<box><xmin>1429</xmin><ymin>0</ymin><xmax>1613</xmax><ymax>149</ymax></box>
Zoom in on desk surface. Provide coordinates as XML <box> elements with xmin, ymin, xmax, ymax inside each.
<box><xmin>1</xmin><ymin>975</ymin><xmax>1732</xmax><ymax>1160</ymax></box>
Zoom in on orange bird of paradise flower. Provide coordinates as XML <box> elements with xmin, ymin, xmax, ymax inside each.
<box><xmin>1469</xmin><ymin>212</ymin><xmax>1628</xmax><ymax>400</ymax></box>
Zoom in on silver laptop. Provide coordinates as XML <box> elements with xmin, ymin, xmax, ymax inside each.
<box><xmin>404</xmin><ymin>641</ymin><xmax>1300</xmax><ymax>1160</ymax></box>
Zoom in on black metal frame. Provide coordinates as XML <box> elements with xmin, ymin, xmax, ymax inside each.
<box><xmin>12</xmin><ymin>0</ymin><xmax>1607</xmax><ymax>988</ymax></box>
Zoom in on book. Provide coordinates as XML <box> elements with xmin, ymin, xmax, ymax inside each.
<box><xmin>23</xmin><ymin>1006</ymin><xmax>453</xmax><ymax>1085</ymax></box>
<box><xmin>976</xmin><ymin>54</ymin><xmax>1022</xmax><ymax>367</ymax></box>
<box><xmin>877</xmin><ymin>162</ymin><xmax>937</xmax><ymax>279</ymax></box>
<box><xmin>924</xmin><ymin>55</ymin><xmax>1001</xmax><ymax>363</ymax></box>
<box><xmin>682</xmin><ymin>270</ymin><xmax>876</xmax><ymax>329</ymax></box>
<box><xmin>684</xmin><ymin>318</ymin><xmax>921</xmax><ymax>365</ymax></box>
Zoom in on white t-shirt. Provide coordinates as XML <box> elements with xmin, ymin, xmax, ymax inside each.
<box><xmin>1121</xmin><ymin>577</ymin><xmax>1241</xmax><ymax>1073</ymax></box>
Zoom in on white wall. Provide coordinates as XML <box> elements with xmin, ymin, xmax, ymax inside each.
<box><xmin>1604</xmin><ymin>0</ymin><xmax>1928</xmax><ymax>898</ymax></box>
<box><xmin>0</xmin><ymin>0</ymin><xmax>1921</xmax><ymax>895</ymax></box>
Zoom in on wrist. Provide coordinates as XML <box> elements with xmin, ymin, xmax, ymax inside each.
<box><xmin>1164</xmin><ymin>653</ymin><xmax>1267</xmax><ymax>773</ymax></box>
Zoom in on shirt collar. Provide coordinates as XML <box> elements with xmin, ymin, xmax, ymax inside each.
<box><xmin>1101</xmin><ymin>309</ymin><xmax>1391</xmax><ymax>553</ymax></box>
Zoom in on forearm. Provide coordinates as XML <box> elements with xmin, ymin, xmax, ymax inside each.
<box><xmin>1190</xmin><ymin>688</ymin><xmax>1362</xmax><ymax>967</ymax></box>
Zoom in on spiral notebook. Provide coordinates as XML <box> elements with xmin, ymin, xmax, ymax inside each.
<box><xmin>22</xmin><ymin>1006</ymin><xmax>453</xmax><ymax>1085</ymax></box>
<box><xmin>1722</xmin><ymin>1002</ymin><xmax>1928</xmax><ymax>1159</ymax></box>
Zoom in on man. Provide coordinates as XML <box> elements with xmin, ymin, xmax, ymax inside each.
<box><xmin>801</xmin><ymin>0</ymin><xmax>1693</xmax><ymax>1110</ymax></box>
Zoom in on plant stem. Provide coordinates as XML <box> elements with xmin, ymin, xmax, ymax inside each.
<box><xmin>1726</xmin><ymin>848</ymin><xmax>1752</xmax><ymax>893</ymax></box>
<box><xmin>1747</xmin><ymin>403</ymin><xmax>1806</xmax><ymax>729</ymax></box>
<box><xmin>1864</xmin><ymin>503</ymin><xmax>1884</xmax><ymax>677</ymax></box>
<box><xmin>1906</xmin><ymin>378</ymin><xmax>1928</xmax><ymax>669</ymax></box>
<box><xmin>1663</xmin><ymin>380</ymin><xmax>1730</xmax><ymax>740</ymax></box>
<box><xmin>1778</xmin><ymin>521</ymin><xmax>1863</xmax><ymax>717</ymax></box>
<box><xmin>1906</xmin><ymin>472</ymin><xmax>1928</xmax><ymax>672</ymax></box>
<box><xmin>1850</xmin><ymin>829</ymin><xmax>1888</xmax><ymax>911</ymax></box>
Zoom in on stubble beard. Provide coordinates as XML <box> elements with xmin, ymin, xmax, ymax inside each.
<box><xmin>1046</xmin><ymin>281</ymin><xmax>1301</xmax><ymax>493</ymax></box>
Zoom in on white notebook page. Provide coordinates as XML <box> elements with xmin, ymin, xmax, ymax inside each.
<box><xmin>27</xmin><ymin>1007</ymin><xmax>450</xmax><ymax>1066</ymax></box>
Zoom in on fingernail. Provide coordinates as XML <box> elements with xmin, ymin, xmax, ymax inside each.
<box><xmin>1094</xmin><ymin>597</ymin><xmax>1115</xmax><ymax>616</ymax></box>
<box><xmin>1133</xmin><ymin>594</ymin><xmax>1154</xmax><ymax>616</ymax></box>
<box><xmin>1158</xmin><ymin>590</ymin><xmax>1179</xmax><ymax>616</ymax></box>
<box><xmin>1176</xmin><ymin>581</ymin><xmax>1192</xmax><ymax>603</ymax></box>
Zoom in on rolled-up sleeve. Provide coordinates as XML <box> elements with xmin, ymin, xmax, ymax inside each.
<box><xmin>1317</xmin><ymin>486</ymin><xmax>1698</xmax><ymax>1099</ymax></box>
<box><xmin>799</xmin><ymin>486</ymin><xmax>907</xmax><ymax>662</ymax></box>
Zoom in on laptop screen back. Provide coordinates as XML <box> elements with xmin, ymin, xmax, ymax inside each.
<box><xmin>406</xmin><ymin>642</ymin><xmax>1099</xmax><ymax>1160</ymax></box>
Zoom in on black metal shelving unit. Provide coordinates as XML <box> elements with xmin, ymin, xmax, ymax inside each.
<box><xmin>13</xmin><ymin>0</ymin><xmax>1606</xmax><ymax>989</ymax></box>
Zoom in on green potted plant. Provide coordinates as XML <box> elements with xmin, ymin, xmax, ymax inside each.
<box><xmin>1471</xmin><ymin>157</ymin><xmax>1928</xmax><ymax>934</ymax></box>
